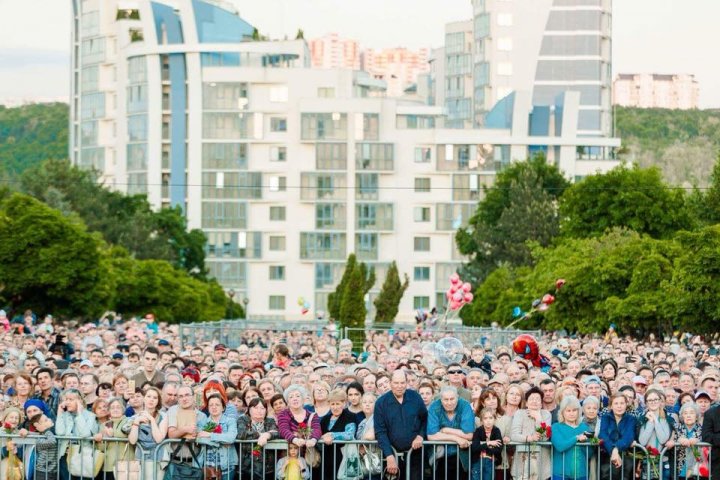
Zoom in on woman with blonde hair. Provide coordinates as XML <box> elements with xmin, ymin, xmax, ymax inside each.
<box><xmin>310</xmin><ymin>381</ymin><xmax>331</xmax><ymax>417</ymax></box>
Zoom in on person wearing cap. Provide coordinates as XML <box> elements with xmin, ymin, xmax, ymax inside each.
<box><xmin>583</xmin><ymin>375</ymin><xmax>609</xmax><ymax>408</ymax></box>
<box><xmin>157</xmin><ymin>339</ymin><xmax>171</xmax><ymax>353</ymax></box>
<box><xmin>213</xmin><ymin>344</ymin><xmax>227</xmax><ymax>362</ymax></box>
<box><xmin>632</xmin><ymin>375</ymin><xmax>649</xmax><ymax>406</ymax></box>
<box><xmin>695</xmin><ymin>390</ymin><xmax>712</xmax><ymax>420</ymax></box>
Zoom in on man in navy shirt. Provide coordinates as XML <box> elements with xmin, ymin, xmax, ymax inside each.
<box><xmin>374</xmin><ymin>370</ymin><xmax>427</xmax><ymax>478</ymax></box>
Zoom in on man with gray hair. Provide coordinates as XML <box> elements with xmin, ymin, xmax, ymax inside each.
<box><xmin>427</xmin><ymin>386</ymin><xmax>475</xmax><ymax>480</ymax></box>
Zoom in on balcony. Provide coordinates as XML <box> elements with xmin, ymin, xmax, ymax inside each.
<box><xmin>355</xmin><ymin>143</ymin><xmax>394</xmax><ymax>171</ymax></box>
<box><xmin>356</xmin><ymin>203</ymin><xmax>394</xmax><ymax>231</ymax></box>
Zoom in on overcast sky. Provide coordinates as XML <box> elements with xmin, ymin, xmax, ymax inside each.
<box><xmin>1</xmin><ymin>0</ymin><xmax>718</xmax><ymax>107</ymax></box>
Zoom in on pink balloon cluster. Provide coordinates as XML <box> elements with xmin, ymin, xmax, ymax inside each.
<box><xmin>445</xmin><ymin>273</ymin><xmax>474</xmax><ymax>311</ymax></box>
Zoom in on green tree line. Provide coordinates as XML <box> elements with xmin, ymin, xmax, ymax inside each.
<box><xmin>458</xmin><ymin>154</ymin><xmax>720</xmax><ymax>336</ymax></box>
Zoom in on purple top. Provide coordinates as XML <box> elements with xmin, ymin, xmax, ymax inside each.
<box><xmin>276</xmin><ymin>408</ymin><xmax>322</xmax><ymax>442</ymax></box>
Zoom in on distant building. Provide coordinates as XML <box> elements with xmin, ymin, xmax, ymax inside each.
<box><xmin>361</xmin><ymin>47</ymin><xmax>430</xmax><ymax>97</ymax></box>
<box><xmin>613</xmin><ymin>74</ymin><xmax>700</xmax><ymax>110</ymax></box>
<box><xmin>465</xmin><ymin>0</ymin><xmax>613</xmax><ymax>136</ymax></box>
<box><xmin>70</xmin><ymin>0</ymin><xmax>620</xmax><ymax>322</ymax></box>
<box><xmin>308</xmin><ymin>34</ymin><xmax>361</xmax><ymax>70</ymax></box>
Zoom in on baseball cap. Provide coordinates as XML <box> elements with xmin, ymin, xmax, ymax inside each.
<box><xmin>112</xmin><ymin>353</ymin><xmax>124</xmax><ymax>360</ymax></box>
<box><xmin>632</xmin><ymin>375</ymin><xmax>648</xmax><ymax>386</ymax></box>
<box><xmin>70</xmin><ymin>358</ymin><xmax>82</xmax><ymax>364</ymax></box>
<box><xmin>583</xmin><ymin>375</ymin><xmax>602</xmax><ymax>385</ymax></box>
<box><xmin>158</xmin><ymin>339</ymin><xmax>170</xmax><ymax>346</ymax></box>
<box><xmin>488</xmin><ymin>377</ymin><xmax>504</xmax><ymax>385</ymax></box>
<box><xmin>695</xmin><ymin>390</ymin><xmax>712</xmax><ymax>401</ymax></box>
<box><xmin>214</xmin><ymin>343</ymin><xmax>227</xmax><ymax>351</ymax></box>
<box><xmin>80</xmin><ymin>360</ymin><xmax>93</xmax><ymax>368</ymax></box>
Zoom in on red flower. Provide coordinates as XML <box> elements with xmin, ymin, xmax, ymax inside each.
<box><xmin>545</xmin><ymin>426</ymin><xmax>552</xmax><ymax>439</ymax></box>
<box><xmin>3</xmin><ymin>422</ymin><xmax>11</xmax><ymax>430</ymax></box>
<box><xmin>647</xmin><ymin>446</ymin><xmax>660</xmax><ymax>456</ymax></box>
<box><xmin>298</xmin><ymin>422</ymin><xmax>307</xmax><ymax>429</ymax></box>
<box><xmin>540</xmin><ymin>422</ymin><xmax>548</xmax><ymax>429</ymax></box>
<box><xmin>214</xmin><ymin>424</ymin><xmax>223</xmax><ymax>433</ymax></box>
<box><xmin>699</xmin><ymin>464</ymin><xmax>709</xmax><ymax>477</ymax></box>
<box><xmin>252</xmin><ymin>450</ymin><xmax>261</xmax><ymax>458</ymax></box>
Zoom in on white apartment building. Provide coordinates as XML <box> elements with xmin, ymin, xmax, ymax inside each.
<box><xmin>469</xmin><ymin>0</ymin><xmax>613</xmax><ymax>136</ymax></box>
<box><xmin>70</xmin><ymin>0</ymin><xmax>620</xmax><ymax>322</ymax></box>
<box><xmin>613</xmin><ymin>74</ymin><xmax>700</xmax><ymax>110</ymax></box>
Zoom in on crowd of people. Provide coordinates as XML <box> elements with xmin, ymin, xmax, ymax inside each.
<box><xmin>0</xmin><ymin>309</ymin><xmax>719</xmax><ymax>480</ymax></box>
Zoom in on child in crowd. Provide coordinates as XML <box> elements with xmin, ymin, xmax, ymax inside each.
<box><xmin>29</xmin><ymin>413</ymin><xmax>58</xmax><ymax>480</ymax></box>
<box><xmin>471</xmin><ymin>408</ymin><xmax>504</xmax><ymax>480</ymax></box>
<box><xmin>276</xmin><ymin>443</ymin><xmax>310</xmax><ymax>480</ymax></box>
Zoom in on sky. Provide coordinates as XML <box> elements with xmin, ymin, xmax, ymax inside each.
<box><xmin>1</xmin><ymin>0</ymin><xmax>719</xmax><ymax>107</ymax></box>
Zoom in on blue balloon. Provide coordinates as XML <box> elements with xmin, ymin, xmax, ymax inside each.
<box><xmin>532</xmin><ymin>299</ymin><xmax>541</xmax><ymax>308</ymax></box>
<box><xmin>303</xmin><ymin>301</ymin><xmax>310</xmax><ymax>309</ymax></box>
<box><xmin>512</xmin><ymin>306</ymin><xmax>522</xmax><ymax>318</ymax></box>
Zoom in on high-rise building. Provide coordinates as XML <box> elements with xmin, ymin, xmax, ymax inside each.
<box><xmin>470</xmin><ymin>0</ymin><xmax>613</xmax><ymax>136</ymax></box>
<box><xmin>613</xmin><ymin>73</ymin><xmax>700</xmax><ymax>110</ymax></box>
<box><xmin>361</xmin><ymin>47</ymin><xmax>430</xmax><ymax>97</ymax></box>
<box><xmin>70</xmin><ymin>0</ymin><xmax>620</xmax><ymax>322</ymax></box>
<box><xmin>444</xmin><ymin>21</ymin><xmax>474</xmax><ymax>129</ymax></box>
<box><xmin>308</xmin><ymin>33</ymin><xmax>361</xmax><ymax>70</ymax></box>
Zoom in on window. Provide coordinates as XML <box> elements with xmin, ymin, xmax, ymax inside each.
<box><xmin>269</xmin><ymin>295</ymin><xmax>286</xmax><ymax>310</ymax></box>
<box><xmin>356</xmin><ymin>173</ymin><xmax>379</xmax><ymax>200</ymax></box>
<box><xmin>202</xmin><ymin>202</ymin><xmax>247</xmax><ymax>228</ymax></box>
<box><xmin>270</xmin><ymin>146</ymin><xmax>287</xmax><ymax>162</ymax></box>
<box><xmin>269</xmin><ymin>266</ymin><xmax>285</xmax><ymax>280</ymax></box>
<box><xmin>316</xmin><ymin>204</ymin><xmax>346</xmax><ymax>229</ymax></box>
<box><xmin>318</xmin><ymin>87</ymin><xmax>335</xmax><ymax>98</ymax></box>
<box><xmin>415</xmin><ymin>147</ymin><xmax>432</xmax><ymax>163</ymax></box>
<box><xmin>414</xmin><ymin>267</ymin><xmax>430</xmax><ymax>281</ymax></box>
<box><xmin>269</xmin><ymin>86</ymin><xmax>288</xmax><ymax>102</ymax></box>
<box><xmin>202</xmin><ymin>143</ymin><xmax>247</xmax><ymax>170</ymax></box>
<box><xmin>498</xmin><ymin>62</ymin><xmax>513</xmax><ymax>76</ymax></box>
<box><xmin>269</xmin><ymin>176</ymin><xmax>287</xmax><ymax>192</ymax></box>
<box><xmin>356</xmin><ymin>233</ymin><xmax>378</xmax><ymax>260</ymax></box>
<box><xmin>497</xmin><ymin>13</ymin><xmax>513</xmax><ymax>26</ymax></box>
<box><xmin>315</xmin><ymin>263</ymin><xmax>334</xmax><ymax>288</ymax></box>
<box><xmin>301</xmin><ymin>113</ymin><xmax>347</xmax><ymax>140</ymax></box>
<box><xmin>316</xmin><ymin>143</ymin><xmax>347</xmax><ymax>170</ymax></box>
<box><xmin>414</xmin><ymin>178</ymin><xmax>431</xmax><ymax>192</ymax></box>
<box><xmin>356</xmin><ymin>143</ymin><xmax>394</xmax><ymax>171</ymax></box>
<box><xmin>269</xmin><ymin>236</ymin><xmax>286</xmax><ymax>251</ymax></box>
<box><xmin>414</xmin><ymin>237</ymin><xmax>430</xmax><ymax>252</ymax></box>
<box><xmin>497</xmin><ymin>38</ymin><xmax>513</xmax><ymax>51</ymax></box>
<box><xmin>413</xmin><ymin>296</ymin><xmax>430</xmax><ymax>309</ymax></box>
<box><xmin>300</xmin><ymin>233</ymin><xmax>347</xmax><ymax>260</ymax></box>
<box><xmin>270</xmin><ymin>117</ymin><xmax>287</xmax><ymax>132</ymax></box>
<box><xmin>363</xmin><ymin>114</ymin><xmax>379</xmax><ymax>141</ymax></box>
<box><xmin>414</xmin><ymin>207</ymin><xmax>431</xmax><ymax>222</ymax></box>
<box><xmin>269</xmin><ymin>206</ymin><xmax>286</xmax><ymax>221</ymax></box>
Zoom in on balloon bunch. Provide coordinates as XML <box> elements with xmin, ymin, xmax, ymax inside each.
<box><xmin>512</xmin><ymin>334</ymin><xmax>551</xmax><ymax>372</ymax></box>
<box><xmin>297</xmin><ymin>297</ymin><xmax>311</xmax><ymax>315</ymax></box>
<box><xmin>445</xmin><ymin>273</ymin><xmax>474</xmax><ymax>311</ymax></box>
<box><xmin>509</xmin><ymin>278</ymin><xmax>565</xmax><ymax>327</ymax></box>
<box><xmin>420</xmin><ymin>337</ymin><xmax>465</xmax><ymax>367</ymax></box>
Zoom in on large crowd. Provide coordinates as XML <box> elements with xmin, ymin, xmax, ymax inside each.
<box><xmin>0</xmin><ymin>309</ymin><xmax>719</xmax><ymax>480</ymax></box>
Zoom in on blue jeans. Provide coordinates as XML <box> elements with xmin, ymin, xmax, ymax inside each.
<box><xmin>472</xmin><ymin>457</ymin><xmax>494</xmax><ymax>480</ymax></box>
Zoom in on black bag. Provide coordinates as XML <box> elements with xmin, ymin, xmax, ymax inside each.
<box><xmin>166</xmin><ymin>441</ymin><xmax>203</xmax><ymax>480</ymax></box>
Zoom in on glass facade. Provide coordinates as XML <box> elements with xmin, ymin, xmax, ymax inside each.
<box><xmin>202</xmin><ymin>143</ymin><xmax>247</xmax><ymax>170</ymax></box>
<box><xmin>300</xmin><ymin>233</ymin><xmax>347</xmax><ymax>260</ymax></box>
<box><xmin>316</xmin><ymin>143</ymin><xmax>347</xmax><ymax>170</ymax></box>
<box><xmin>300</xmin><ymin>173</ymin><xmax>347</xmax><ymax>201</ymax></box>
<box><xmin>301</xmin><ymin>113</ymin><xmax>347</xmax><ymax>140</ymax></box>
<box><xmin>356</xmin><ymin>203</ymin><xmax>394</xmax><ymax>231</ymax></box>
<box><xmin>201</xmin><ymin>202</ymin><xmax>247</xmax><ymax>229</ymax></box>
<box><xmin>201</xmin><ymin>172</ymin><xmax>262</xmax><ymax>199</ymax></box>
<box><xmin>355</xmin><ymin>143</ymin><xmax>394</xmax><ymax>171</ymax></box>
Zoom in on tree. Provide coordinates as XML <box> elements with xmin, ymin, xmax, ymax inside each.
<box><xmin>328</xmin><ymin>254</ymin><xmax>357</xmax><ymax>321</ymax></box>
<box><xmin>21</xmin><ymin>160</ymin><xmax>207</xmax><ymax>276</ymax></box>
<box><xmin>456</xmin><ymin>156</ymin><xmax>569</xmax><ymax>284</ymax></box>
<box><xmin>373</xmin><ymin>261</ymin><xmax>409</xmax><ymax>324</ymax></box>
<box><xmin>295</xmin><ymin>28</ymin><xmax>304</xmax><ymax>40</ymax></box>
<box><xmin>559</xmin><ymin>164</ymin><xmax>693</xmax><ymax>239</ymax></box>
<box><xmin>0</xmin><ymin>103</ymin><xmax>68</xmax><ymax>179</ymax></box>
<box><xmin>339</xmin><ymin>261</ymin><xmax>367</xmax><ymax>349</ymax></box>
<box><xmin>0</xmin><ymin>193</ymin><xmax>110</xmax><ymax>317</ymax></box>
<box><xmin>252</xmin><ymin>28</ymin><xmax>261</xmax><ymax>41</ymax></box>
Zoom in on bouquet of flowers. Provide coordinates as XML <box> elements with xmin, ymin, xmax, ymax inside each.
<box><xmin>536</xmin><ymin>422</ymin><xmax>551</xmax><ymax>441</ymax></box>
<box><xmin>691</xmin><ymin>445</ymin><xmax>710</xmax><ymax>477</ymax></box>
<box><xmin>645</xmin><ymin>446</ymin><xmax>661</xmax><ymax>479</ymax></box>
<box><xmin>3</xmin><ymin>422</ymin><xmax>13</xmax><ymax>434</ymax></box>
<box><xmin>203</xmin><ymin>421</ymin><xmax>223</xmax><ymax>433</ymax></box>
<box><xmin>252</xmin><ymin>444</ymin><xmax>262</xmax><ymax>459</ymax></box>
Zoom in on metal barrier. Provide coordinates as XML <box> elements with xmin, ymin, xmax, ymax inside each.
<box><xmin>179</xmin><ymin>319</ymin><xmax>328</xmax><ymax>349</ymax></box>
<box><xmin>0</xmin><ymin>433</ymin><xmax>712</xmax><ymax>480</ymax></box>
<box><xmin>342</xmin><ymin>326</ymin><xmax>542</xmax><ymax>350</ymax></box>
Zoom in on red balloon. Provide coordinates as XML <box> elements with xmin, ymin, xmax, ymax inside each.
<box><xmin>555</xmin><ymin>279</ymin><xmax>566</xmax><ymax>290</ymax></box>
<box><xmin>452</xmin><ymin>291</ymin><xmax>464</xmax><ymax>302</ymax></box>
<box><xmin>301</xmin><ymin>308</ymin><xmax>309</xmax><ymax>315</ymax></box>
<box><xmin>512</xmin><ymin>334</ymin><xmax>539</xmax><ymax>361</ymax></box>
<box><xmin>449</xmin><ymin>300</ymin><xmax>461</xmax><ymax>311</ymax></box>
<box><xmin>542</xmin><ymin>294</ymin><xmax>555</xmax><ymax>305</ymax></box>
<box><xmin>461</xmin><ymin>282</ymin><xmax>472</xmax><ymax>293</ymax></box>
<box><xmin>449</xmin><ymin>273</ymin><xmax>460</xmax><ymax>285</ymax></box>
<box><xmin>446</xmin><ymin>290</ymin><xmax>453</xmax><ymax>300</ymax></box>
<box><xmin>464</xmin><ymin>292</ymin><xmax>474</xmax><ymax>303</ymax></box>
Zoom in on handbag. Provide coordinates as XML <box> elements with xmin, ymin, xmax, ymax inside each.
<box><xmin>0</xmin><ymin>451</ymin><xmax>23</xmax><ymax>480</ymax></box>
<box><xmin>165</xmin><ymin>441</ymin><xmax>203</xmax><ymax>480</ymax></box>
<box><xmin>303</xmin><ymin>413</ymin><xmax>321</xmax><ymax>468</ymax></box>
<box><xmin>204</xmin><ymin>466</ymin><xmax>223</xmax><ymax>480</ymax></box>
<box><xmin>68</xmin><ymin>444</ymin><xmax>104</xmax><ymax>478</ymax></box>
<box><xmin>360</xmin><ymin>448</ymin><xmax>383</xmax><ymax>476</ymax></box>
<box><xmin>337</xmin><ymin>444</ymin><xmax>363</xmax><ymax>480</ymax></box>
<box><xmin>114</xmin><ymin>445</ymin><xmax>141</xmax><ymax>480</ymax></box>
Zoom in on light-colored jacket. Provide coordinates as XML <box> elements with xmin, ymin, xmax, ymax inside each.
<box><xmin>56</xmin><ymin>409</ymin><xmax>99</xmax><ymax>456</ymax></box>
<box><xmin>196</xmin><ymin>412</ymin><xmax>239</xmax><ymax>468</ymax></box>
<box><xmin>510</xmin><ymin>409</ymin><xmax>552</xmax><ymax>480</ymax></box>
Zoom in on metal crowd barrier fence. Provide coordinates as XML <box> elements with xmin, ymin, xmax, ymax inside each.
<box><xmin>0</xmin><ymin>434</ymin><xmax>712</xmax><ymax>480</ymax></box>
<box><xmin>180</xmin><ymin>319</ymin><xmax>328</xmax><ymax>349</ymax></box>
<box><xmin>342</xmin><ymin>326</ymin><xmax>542</xmax><ymax>350</ymax></box>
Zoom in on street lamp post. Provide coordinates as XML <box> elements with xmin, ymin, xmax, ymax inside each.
<box><xmin>242</xmin><ymin>297</ymin><xmax>249</xmax><ymax>319</ymax></box>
